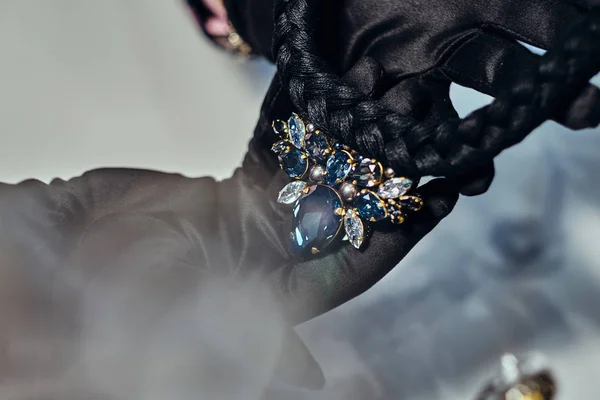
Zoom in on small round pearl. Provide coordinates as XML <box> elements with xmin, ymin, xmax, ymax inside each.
<box><xmin>339</xmin><ymin>182</ymin><xmax>358</xmax><ymax>202</ymax></box>
<box><xmin>306</xmin><ymin>123</ymin><xmax>315</xmax><ymax>133</ymax></box>
<box><xmin>309</xmin><ymin>165</ymin><xmax>326</xmax><ymax>183</ymax></box>
<box><xmin>384</xmin><ymin>167</ymin><xmax>396</xmax><ymax>178</ymax></box>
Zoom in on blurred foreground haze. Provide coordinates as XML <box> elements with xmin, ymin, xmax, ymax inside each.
<box><xmin>1</xmin><ymin>1</ymin><xmax>600</xmax><ymax>399</ymax></box>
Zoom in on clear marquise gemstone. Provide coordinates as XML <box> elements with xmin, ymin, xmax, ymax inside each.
<box><xmin>377</xmin><ymin>177</ymin><xmax>413</xmax><ymax>199</ymax></box>
<box><xmin>288</xmin><ymin>113</ymin><xmax>306</xmax><ymax>149</ymax></box>
<box><xmin>344</xmin><ymin>209</ymin><xmax>365</xmax><ymax>249</ymax></box>
<box><xmin>277</xmin><ymin>181</ymin><xmax>310</xmax><ymax>205</ymax></box>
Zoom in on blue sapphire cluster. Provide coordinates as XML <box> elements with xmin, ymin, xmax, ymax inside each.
<box><xmin>272</xmin><ymin>113</ymin><xmax>424</xmax><ymax>254</ymax></box>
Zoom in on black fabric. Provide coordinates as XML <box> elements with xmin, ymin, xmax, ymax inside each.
<box><xmin>5</xmin><ymin>0</ymin><xmax>597</xmax><ymax>392</ymax></box>
<box><xmin>276</xmin><ymin>1</ymin><xmax>600</xmax><ymax>194</ymax></box>
<box><xmin>0</xmin><ymin>65</ymin><xmax>458</xmax><ymax>390</ymax></box>
<box><xmin>225</xmin><ymin>0</ymin><xmax>600</xmax><ymax>194</ymax></box>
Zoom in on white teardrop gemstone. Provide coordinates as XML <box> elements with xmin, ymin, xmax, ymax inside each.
<box><xmin>377</xmin><ymin>177</ymin><xmax>413</xmax><ymax>199</ymax></box>
<box><xmin>278</xmin><ymin>181</ymin><xmax>310</xmax><ymax>205</ymax></box>
<box><xmin>344</xmin><ymin>209</ymin><xmax>365</xmax><ymax>249</ymax></box>
<box><xmin>288</xmin><ymin>113</ymin><xmax>306</xmax><ymax>149</ymax></box>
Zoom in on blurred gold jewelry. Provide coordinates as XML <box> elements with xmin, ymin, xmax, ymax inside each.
<box><xmin>502</xmin><ymin>372</ymin><xmax>556</xmax><ymax>400</ymax></box>
<box><xmin>225</xmin><ymin>27</ymin><xmax>252</xmax><ymax>56</ymax></box>
<box><xmin>212</xmin><ymin>24</ymin><xmax>252</xmax><ymax>57</ymax></box>
<box><xmin>475</xmin><ymin>354</ymin><xmax>556</xmax><ymax>400</ymax></box>
<box><xmin>213</xmin><ymin>0</ymin><xmax>252</xmax><ymax>57</ymax></box>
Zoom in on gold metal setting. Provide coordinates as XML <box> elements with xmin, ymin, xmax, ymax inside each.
<box><xmin>272</xmin><ymin>112</ymin><xmax>423</xmax><ymax>253</ymax></box>
<box><xmin>272</xmin><ymin>120</ymin><xmax>289</xmax><ymax>136</ymax></box>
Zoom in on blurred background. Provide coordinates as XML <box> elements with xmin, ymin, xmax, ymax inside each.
<box><xmin>1</xmin><ymin>1</ymin><xmax>599</xmax><ymax>399</ymax></box>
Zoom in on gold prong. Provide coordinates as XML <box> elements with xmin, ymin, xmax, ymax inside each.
<box><xmin>300</xmin><ymin>154</ymin><xmax>308</xmax><ymax>159</ymax></box>
<box><xmin>335</xmin><ymin>207</ymin><xmax>345</xmax><ymax>216</ymax></box>
<box><xmin>393</xmin><ymin>215</ymin><xmax>405</xmax><ymax>224</ymax></box>
<box><xmin>311</xmin><ymin>247</ymin><xmax>320</xmax><ymax>255</ymax></box>
<box><xmin>272</xmin><ymin>120</ymin><xmax>288</xmax><ymax>130</ymax></box>
<box><xmin>374</xmin><ymin>161</ymin><xmax>384</xmax><ymax>185</ymax></box>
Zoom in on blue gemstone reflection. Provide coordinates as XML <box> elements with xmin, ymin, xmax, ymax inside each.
<box><xmin>325</xmin><ymin>151</ymin><xmax>353</xmax><ymax>185</ymax></box>
<box><xmin>279</xmin><ymin>148</ymin><xmax>308</xmax><ymax>178</ymax></box>
<box><xmin>305</xmin><ymin>133</ymin><xmax>329</xmax><ymax>162</ymax></box>
<box><xmin>292</xmin><ymin>185</ymin><xmax>343</xmax><ymax>252</ymax></box>
<box><xmin>355</xmin><ymin>191</ymin><xmax>387</xmax><ymax>221</ymax></box>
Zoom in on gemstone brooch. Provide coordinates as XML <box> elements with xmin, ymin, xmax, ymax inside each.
<box><xmin>272</xmin><ymin>113</ymin><xmax>424</xmax><ymax>255</ymax></box>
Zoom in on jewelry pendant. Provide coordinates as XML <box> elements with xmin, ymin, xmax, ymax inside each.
<box><xmin>271</xmin><ymin>113</ymin><xmax>424</xmax><ymax>254</ymax></box>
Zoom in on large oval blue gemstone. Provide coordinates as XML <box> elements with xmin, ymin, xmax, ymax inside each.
<box><xmin>291</xmin><ymin>185</ymin><xmax>343</xmax><ymax>252</ymax></box>
<box><xmin>279</xmin><ymin>148</ymin><xmax>308</xmax><ymax>178</ymax></box>
<box><xmin>355</xmin><ymin>191</ymin><xmax>388</xmax><ymax>222</ymax></box>
<box><xmin>325</xmin><ymin>151</ymin><xmax>353</xmax><ymax>185</ymax></box>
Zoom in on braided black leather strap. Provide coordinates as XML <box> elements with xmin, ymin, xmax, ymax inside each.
<box><xmin>272</xmin><ymin>0</ymin><xmax>600</xmax><ymax>191</ymax></box>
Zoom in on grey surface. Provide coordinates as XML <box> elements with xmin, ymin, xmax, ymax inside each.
<box><xmin>0</xmin><ymin>1</ymin><xmax>599</xmax><ymax>399</ymax></box>
<box><xmin>0</xmin><ymin>0</ymin><xmax>273</xmax><ymax>184</ymax></box>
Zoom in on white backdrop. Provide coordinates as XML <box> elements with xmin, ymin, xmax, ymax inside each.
<box><xmin>0</xmin><ymin>0</ymin><xmax>273</xmax><ymax>183</ymax></box>
<box><xmin>1</xmin><ymin>1</ymin><xmax>599</xmax><ymax>399</ymax></box>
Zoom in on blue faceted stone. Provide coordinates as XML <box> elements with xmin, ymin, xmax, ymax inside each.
<box><xmin>288</xmin><ymin>113</ymin><xmax>306</xmax><ymax>149</ymax></box>
<box><xmin>355</xmin><ymin>191</ymin><xmax>387</xmax><ymax>221</ymax></box>
<box><xmin>291</xmin><ymin>185</ymin><xmax>343</xmax><ymax>252</ymax></box>
<box><xmin>279</xmin><ymin>148</ymin><xmax>308</xmax><ymax>178</ymax></box>
<box><xmin>350</xmin><ymin>158</ymin><xmax>383</xmax><ymax>188</ymax></box>
<box><xmin>305</xmin><ymin>133</ymin><xmax>329</xmax><ymax>162</ymax></box>
<box><xmin>325</xmin><ymin>151</ymin><xmax>353</xmax><ymax>185</ymax></box>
